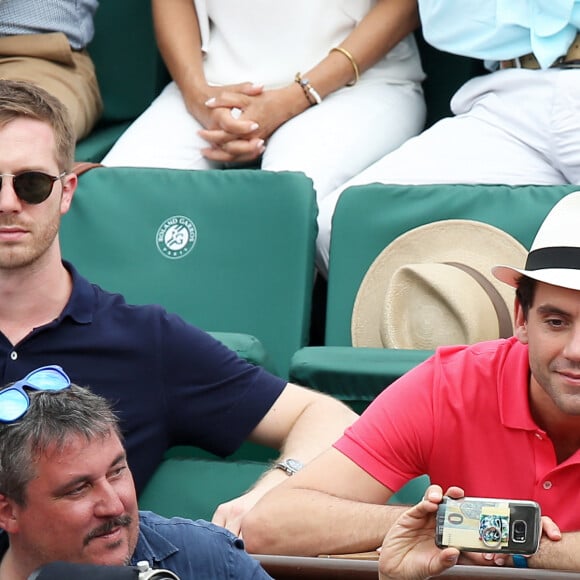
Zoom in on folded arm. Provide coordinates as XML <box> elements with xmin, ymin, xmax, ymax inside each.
<box><xmin>241</xmin><ymin>445</ymin><xmax>410</xmax><ymax>555</ymax></box>
<box><xmin>212</xmin><ymin>384</ymin><xmax>357</xmax><ymax>536</ymax></box>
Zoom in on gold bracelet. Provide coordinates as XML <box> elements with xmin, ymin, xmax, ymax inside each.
<box><xmin>295</xmin><ymin>72</ymin><xmax>322</xmax><ymax>105</ymax></box>
<box><xmin>330</xmin><ymin>46</ymin><xmax>360</xmax><ymax>86</ymax></box>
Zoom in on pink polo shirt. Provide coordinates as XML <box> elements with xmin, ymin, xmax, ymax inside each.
<box><xmin>335</xmin><ymin>337</ymin><xmax>580</xmax><ymax>531</ymax></box>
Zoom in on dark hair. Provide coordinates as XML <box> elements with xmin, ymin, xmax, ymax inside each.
<box><xmin>0</xmin><ymin>384</ymin><xmax>121</xmax><ymax>506</ymax></box>
<box><xmin>0</xmin><ymin>80</ymin><xmax>75</xmax><ymax>172</ymax></box>
<box><xmin>515</xmin><ymin>275</ymin><xmax>537</xmax><ymax>320</ymax></box>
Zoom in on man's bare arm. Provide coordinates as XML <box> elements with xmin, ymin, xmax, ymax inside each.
<box><xmin>242</xmin><ymin>446</ymin><xmax>409</xmax><ymax>555</ymax></box>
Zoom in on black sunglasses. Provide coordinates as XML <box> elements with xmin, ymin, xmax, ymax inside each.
<box><xmin>0</xmin><ymin>171</ymin><xmax>66</xmax><ymax>204</ymax></box>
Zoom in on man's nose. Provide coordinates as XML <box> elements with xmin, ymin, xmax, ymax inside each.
<box><xmin>0</xmin><ymin>175</ymin><xmax>22</xmax><ymax>212</ymax></box>
<box><xmin>563</xmin><ymin>325</ymin><xmax>580</xmax><ymax>361</ymax></box>
<box><xmin>93</xmin><ymin>481</ymin><xmax>125</xmax><ymax>517</ymax></box>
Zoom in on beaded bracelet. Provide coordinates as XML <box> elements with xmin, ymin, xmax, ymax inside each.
<box><xmin>295</xmin><ymin>72</ymin><xmax>322</xmax><ymax>106</ymax></box>
<box><xmin>330</xmin><ymin>46</ymin><xmax>360</xmax><ymax>86</ymax></box>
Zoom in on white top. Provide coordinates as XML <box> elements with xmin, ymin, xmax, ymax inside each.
<box><xmin>194</xmin><ymin>0</ymin><xmax>424</xmax><ymax>88</ymax></box>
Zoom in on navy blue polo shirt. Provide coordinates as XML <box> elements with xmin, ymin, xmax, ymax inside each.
<box><xmin>0</xmin><ymin>262</ymin><xmax>286</xmax><ymax>493</ymax></box>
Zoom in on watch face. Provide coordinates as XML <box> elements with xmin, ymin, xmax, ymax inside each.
<box><xmin>285</xmin><ymin>459</ymin><xmax>304</xmax><ymax>472</ymax></box>
<box><xmin>276</xmin><ymin>458</ymin><xmax>304</xmax><ymax>475</ymax></box>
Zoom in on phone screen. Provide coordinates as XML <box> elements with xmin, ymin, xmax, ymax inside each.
<box><xmin>435</xmin><ymin>497</ymin><xmax>541</xmax><ymax>554</ymax></box>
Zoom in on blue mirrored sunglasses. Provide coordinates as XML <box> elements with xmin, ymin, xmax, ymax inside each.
<box><xmin>0</xmin><ymin>365</ymin><xmax>71</xmax><ymax>423</ymax></box>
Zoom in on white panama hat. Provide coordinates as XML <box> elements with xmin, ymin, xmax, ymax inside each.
<box><xmin>493</xmin><ymin>192</ymin><xmax>580</xmax><ymax>290</ymax></box>
<box><xmin>351</xmin><ymin>220</ymin><xmax>527</xmax><ymax>350</ymax></box>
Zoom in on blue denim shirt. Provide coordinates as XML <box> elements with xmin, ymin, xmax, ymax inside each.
<box><xmin>131</xmin><ymin>511</ymin><xmax>272</xmax><ymax>579</ymax></box>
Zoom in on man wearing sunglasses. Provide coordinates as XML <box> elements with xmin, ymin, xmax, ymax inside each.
<box><xmin>0</xmin><ymin>367</ymin><xmax>271</xmax><ymax>580</ymax></box>
<box><xmin>0</xmin><ymin>79</ymin><xmax>356</xmax><ymax>535</ymax></box>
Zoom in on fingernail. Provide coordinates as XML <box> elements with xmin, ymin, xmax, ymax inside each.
<box><xmin>483</xmin><ymin>553</ymin><xmax>493</xmax><ymax>561</ymax></box>
<box><xmin>495</xmin><ymin>558</ymin><xmax>506</xmax><ymax>566</ymax></box>
<box><xmin>256</xmin><ymin>139</ymin><xmax>265</xmax><ymax>149</ymax></box>
<box><xmin>250</xmin><ymin>122</ymin><xmax>259</xmax><ymax>131</ymax></box>
<box><xmin>252</xmin><ymin>83</ymin><xmax>263</xmax><ymax>89</ymax></box>
<box><xmin>205</xmin><ymin>97</ymin><xmax>216</xmax><ymax>106</ymax></box>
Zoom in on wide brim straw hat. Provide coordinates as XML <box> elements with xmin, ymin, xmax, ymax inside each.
<box><xmin>493</xmin><ymin>192</ymin><xmax>580</xmax><ymax>290</ymax></box>
<box><xmin>351</xmin><ymin>220</ymin><xmax>527</xmax><ymax>350</ymax></box>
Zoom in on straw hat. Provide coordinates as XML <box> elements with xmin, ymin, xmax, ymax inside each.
<box><xmin>351</xmin><ymin>220</ymin><xmax>527</xmax><ymax>349</ymax></box>
<box><xmin>493</xmin><ymin>192</ymin><xmax>580</xmax><ymax>290</ymax></box>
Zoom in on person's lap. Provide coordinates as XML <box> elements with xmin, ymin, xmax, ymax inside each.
<box><xmin>262</xmin><ymin>80</ymin><xmax>426</xmax><ymax>201</ymax></box>
<box><xmin>102</xmin><ymin>79</ymin><xmax>427</xmax><ymax>202</ymax></box>
<box><xmin>315</xmin><ymin>68</ymin><xmax>580</xmax><ymax>275</ymax></box>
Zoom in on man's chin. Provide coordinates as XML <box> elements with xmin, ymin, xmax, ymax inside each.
<box><xmin>83</xmin><ymin>540</ymin><xmax>131</xmax><ymax>567</ymax></box>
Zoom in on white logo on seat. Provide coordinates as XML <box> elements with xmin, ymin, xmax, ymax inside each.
<box><xmin>156</xmin><ymin>216</ymin><xmax>197</xmax><ymax>259</ymax></box>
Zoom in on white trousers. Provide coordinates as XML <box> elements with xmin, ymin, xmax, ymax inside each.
<box><xmin>316</xmin><ymin>68</ymin><xmax>580</xmax><ymax>275</ymax></box>
<box><xmin>102</xmin><ymin>79</ymin><xmax>426</xmax><ymax>202</ymax></box>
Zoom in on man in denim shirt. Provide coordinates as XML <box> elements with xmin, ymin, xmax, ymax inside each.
<box><xmin>0</xmin><ymin>369</ymin><xmax>271</xmax><ymax>580</ymax></box>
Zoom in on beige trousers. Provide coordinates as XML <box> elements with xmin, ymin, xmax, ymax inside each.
<box><xmin>0</xmin><ymin>32</ymin><xmax>102</xmax><ymax>140</ymax></box>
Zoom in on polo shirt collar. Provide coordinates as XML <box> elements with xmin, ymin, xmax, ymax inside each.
<box><xmin>498</xmin><ymin>337</ymin><xmax>538</xmax><ymax>432</ymax></box>
<box><xmin>131</xmin><ymin>514</ymin><xmax>179</xmax><ymax>565</ymax></box>
<box><xmin>59</xmin><ymin>261</ymin><xmax>95</xmax><ymax>325</ymax></box>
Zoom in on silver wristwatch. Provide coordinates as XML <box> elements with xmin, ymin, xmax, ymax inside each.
<box><xmin>273</xmin><ymin>458</ymin><xmax>304</xmax><ymax>476</ymax></box>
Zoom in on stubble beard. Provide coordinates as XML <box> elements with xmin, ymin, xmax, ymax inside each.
<box><xmin>0</xmin><ymin>214</ymin><xmax>60</xmax><ymax>271</ymax></box>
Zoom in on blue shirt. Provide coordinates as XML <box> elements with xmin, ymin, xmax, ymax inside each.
<box><xmin>132</xmin><ymin>511</ymin><xmax>272</xmax><ymax>579</ymax></box>
<box><xmin>419</xmin><ymin>0</ymin><xmax>580</xmax><ymax>69</ymax></box>
<box><xmin>0</xmin><ymin>263</ymin><xmax>286</xmax><ymax>493</ymax></box>
<box><xmin>0</xmin><ymin>512</ymin><xmax>272</xmax><ymax>579</ymax></box>
<box><xmin>0</xmin><ymin>0</ymin><xmax>99</xmax><ymax>49</ymax></box>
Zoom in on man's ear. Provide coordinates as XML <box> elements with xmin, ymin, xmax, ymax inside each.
<box><xmin>513</xmin><ymin>299</ymin><xmax>528</xmax><ymax>344</ymax></box>
<box><xmin>0</xmin><ymin>494</ymin><xmax>20</xmax><ymax>533</ymax></box>
<box><xmin>60</xmin><ymin>171</ymin><xmax>78</xmax><ymax>215</ymax></box>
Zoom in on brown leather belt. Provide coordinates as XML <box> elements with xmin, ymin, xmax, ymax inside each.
<box><xmin>501</xmin><ymin>32</ymin><xmax>580</xmax><ymax>69</ymax></box>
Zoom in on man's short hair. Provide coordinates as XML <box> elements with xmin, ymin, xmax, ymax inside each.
<box><xmin>0</xmin><ymin>384</ymin><xmax>121</xmax><ymax>506</ymax></box>
<box><xmin>0</xmin><ymin>80</ymin><xmax>75</xmax><ymax>172</ymax></box>
<box><xmin>515</xmin><ymin>275</ymin><xmax>537</xmax><ymax>320</ymax></box>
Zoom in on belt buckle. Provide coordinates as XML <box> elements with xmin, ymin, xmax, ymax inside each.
<box><xmin>552</xmin><ymin>58</ymin><xmax>580</xmax><ymax>69</ymax></box>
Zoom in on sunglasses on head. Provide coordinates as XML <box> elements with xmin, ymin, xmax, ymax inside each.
<box><xmin>0</xmin><ymin>365</ymin><xmax>71</xmax><ymax>423</ymax></box>
<box><xmin>0</xmin><ymin>171</ymin><xmax>66</xmax><ymax>204</ymax></box>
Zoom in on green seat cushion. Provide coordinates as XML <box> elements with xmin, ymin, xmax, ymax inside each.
<box><xmin>139</xmin><ymin>456</ymin><xmax>269</xmax><ymax>521</ymax></box>
<box><xmin>290</xmin><ymin>347</ymin><xmax>433</xmax><ymax>414</ymax></box>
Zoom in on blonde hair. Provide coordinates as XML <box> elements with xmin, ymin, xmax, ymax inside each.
<box><xmin>0</xmin><ymin>80</ymin><xmax>75</xmax><ymax>172</ymax></box>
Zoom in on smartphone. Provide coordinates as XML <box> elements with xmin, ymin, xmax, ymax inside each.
<box><xmin>435</xmin><ymin>496</ymin><xmax>541</xmax><ymax>555</ymax></box>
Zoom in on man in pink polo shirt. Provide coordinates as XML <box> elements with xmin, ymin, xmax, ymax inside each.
<box><xmin>243</xmin><ymin>192</ymin><xmax>580</xmax><ymax>573</ymax></box>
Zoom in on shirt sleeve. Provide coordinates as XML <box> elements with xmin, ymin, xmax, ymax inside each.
<box><xmin>334</xmin><ymin>355</ymin><xmax>439</xmax><ymax>493</ymax></box>
<box><xmin>158</xmin><ymin>310</ymin><xmax>287</xmax><ymax>457</ymax></box>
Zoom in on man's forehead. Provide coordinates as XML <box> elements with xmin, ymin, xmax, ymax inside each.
<box><xmin>37</xmin><ymin>429</ymin><xmax>123</xmax><ymax>465</ymax></box>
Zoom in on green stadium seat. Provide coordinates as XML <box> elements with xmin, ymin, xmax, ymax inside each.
<box><xmin>61</xmin><ymin>167</ymin><xmax>317</xmax><ymax>379</ymax></box>
<box><xmin>75</xmin><ymin>0</ymin><xmax>168</xmax><ymax>161</ymax></box>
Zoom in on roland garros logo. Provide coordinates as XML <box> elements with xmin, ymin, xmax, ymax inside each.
<box><xmin>156</xmin><ymin>216</ymin><xmax>197</xmax><ymax>259</ymax></box>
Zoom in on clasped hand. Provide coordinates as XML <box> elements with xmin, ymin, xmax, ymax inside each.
<box><xmin>198</xmin><ymin>83</ymin><xmax>303</xmax><ymax>164</ymax></box>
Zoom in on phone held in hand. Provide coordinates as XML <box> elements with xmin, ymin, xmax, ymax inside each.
<box><xmin>435</xmin><ymin>496</ymin><xmax>541</xmax><ymax>555</ymax></box>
